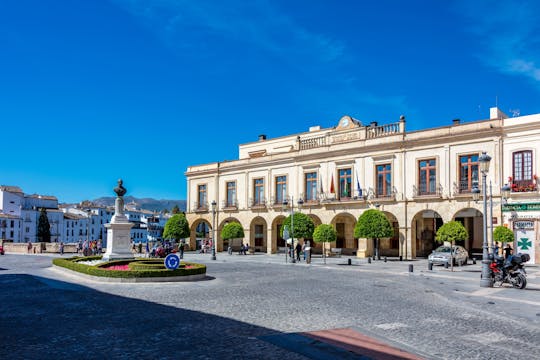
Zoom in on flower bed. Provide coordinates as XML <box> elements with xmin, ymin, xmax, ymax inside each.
<box><xmin>53</xmin><ymin>256</ymin><xmax>206</xmax><ymax>279</ymax></box>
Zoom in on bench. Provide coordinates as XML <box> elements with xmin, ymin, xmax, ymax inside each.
<box><xmin>330</xmin><ymin>248</ymin><xmax>342</xmax><ymax>257</ymax></box>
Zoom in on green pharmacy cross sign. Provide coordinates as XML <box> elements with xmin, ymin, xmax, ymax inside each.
<box><xmin>518</xmin><ymin>238</ymin><xmax>532</xmax><ymax>250</ymax></box>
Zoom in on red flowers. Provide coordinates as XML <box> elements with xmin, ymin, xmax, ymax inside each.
<box><xmin>103</xmin><ymin>264</ymin><xmax>130</xmax><ymax>271</ymax></box>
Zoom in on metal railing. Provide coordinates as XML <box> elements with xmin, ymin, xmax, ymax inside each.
<box><xmin>221</xmin><ymin>199</ymin><xmax>238</xmax><ymax>209</ymax></box>
<box><xmin>413</xmin><ymin>184</ymin><xmax>443</xmax><ymax>197</ymax></box>
<box><xmin>511</xmin><ymin>179</ymin><xmax>537</xmax><ymax>192</ymax></box>
<box><xmin>193</xmin><ymin>201</ymin><xmax>208</xmax><ymax>212</ymax></box>
<box><xmin>249</xmin><ymin>198</ymin><xmax>267</xmax><ymax>209</ymax></box>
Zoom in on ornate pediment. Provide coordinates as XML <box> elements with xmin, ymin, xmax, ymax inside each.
<box><xmin>336</xmin><ymin>115</ymin><xmax>361</xmax><ymax>130</ymax></box>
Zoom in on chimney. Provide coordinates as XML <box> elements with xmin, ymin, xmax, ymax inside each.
<box><xmin>452</xmin><ymin>119</ymin><xmax>460</xmax><ymax>125</ymax></box>
<box><xmin>258</xmin><ymin>134</ymin><xmax>266</xmax><ymax>141</ymax></box>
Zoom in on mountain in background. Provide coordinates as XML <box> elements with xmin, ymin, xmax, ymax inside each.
<box><xmin>92</xmin><ymin>196</ymin><xmax>186</xmax><ymax>212</ymax></box>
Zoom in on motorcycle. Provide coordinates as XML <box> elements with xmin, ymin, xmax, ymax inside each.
<box><xmin>489</xmin><ymin>253</ymin><xmax>530</xmax><ymax>289</ymax></box>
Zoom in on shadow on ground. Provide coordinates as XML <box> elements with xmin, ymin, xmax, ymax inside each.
<box><xmin>0</xmin><ymin>274</ymin><xmax>420</xmax><ymax>359</ymax></box>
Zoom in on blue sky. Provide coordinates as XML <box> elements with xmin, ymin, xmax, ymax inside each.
<box><xmin>2</xmin><ymin>0</ymin><xmax>540</xmax><ymax>203</ymax></box>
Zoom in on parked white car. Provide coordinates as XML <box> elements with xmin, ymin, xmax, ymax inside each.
<box><xmin>428</xmin><ymin>245</ymin><xmax>468</xmax><ymax>266</ymax></box>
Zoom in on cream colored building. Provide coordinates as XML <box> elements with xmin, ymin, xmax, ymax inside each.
<box><xmin>185</xmin><ymin>107</ymin><xmax>540</xmax><ymax>263</ymax></box>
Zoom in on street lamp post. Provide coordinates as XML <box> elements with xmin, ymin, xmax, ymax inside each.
<box><xmin>211</xmin><ymin>200</ymin><xmax>217</xmax><ymax>261</ymax></box>
<box><xmin>283</xmin><ymin>197</ymin><xmax>304</xmax><ymax>263</ymax></box>
<box><xmin>479</xmin><ymin>152</ymin><xmax>493</xmax><ymax>287</ymax></box>
<box><xmin>489</xmin><ymin>181</ymin><xmax>495</xmax><ymax>257</ymax></box>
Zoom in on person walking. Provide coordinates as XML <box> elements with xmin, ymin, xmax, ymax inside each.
<box><xmin>59</xmin><ymin>242</ymin><xmax>64</xmax><ymax>255</ymax></box>
<box><xmin>179</xmin><ymin>241</ymin><xmax>185</xmax><ymax>259</ymax></box>
<box><xmin>305</xmin><ymin>240</ymin><xmax>312</xmax><ymax>264</ymax></box>
<box><xmin>504</xmin><ymin>243</ymin><xmax>513</xmax><ymax>260</ymax></box>
<box><xmin>27</xmin><ymin>241</ymin><xmax>32</xmax><ymax>254</ymax></box>
<box><xmin>494</xmin><ymin>242</ymin><xmax>500</xmax><ymax>257</ymax></box>
<box><xmin>295</xmin><ymin>242</ymin><xmax>302</xmax><ymax>261</ymax></box>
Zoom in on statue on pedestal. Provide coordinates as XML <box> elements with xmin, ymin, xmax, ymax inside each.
<box><xmin>103</xmin><ymin>179</ymin><xmax>134</xmax><ymax>261</ymax></box>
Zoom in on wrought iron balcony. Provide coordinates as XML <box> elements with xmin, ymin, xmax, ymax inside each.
<box><xmin>221</xmin><ymin>199</ymin><xmax>239</xmax><ymax>211</ymax></box>
<box><xmin>193</xmin><ymin>201</ymin><xmax>209</xmax><ymax>213</ymax></box>
<box><xmin>510</xmin><ymin>179</ymin><xmax>538</xmax><ymax>193</ymax></box>
<box><xmin>413</xmin><ymin>184</ymin><xmax>443</xmax><ymax>198</ymax></box>
<box><xmin>248</xmin><ymin>198</ymin><xmax>267</xmax><ymax>210</ymax></box>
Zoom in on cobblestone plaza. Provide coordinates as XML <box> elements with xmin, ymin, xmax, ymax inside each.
<box><xmin>1</xmin><ymin>252</ymin><xmax>539</xmax><ymax>359</ymax></box>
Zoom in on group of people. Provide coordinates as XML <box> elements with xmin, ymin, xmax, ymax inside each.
<box><xmin>493</xmin><ymin>242</ymin><xmax>513</xmax><ymax>259</ymax></box>
<box><xmin>77</xmin><ymin>239</ymin><xmax>102</xmax><ymax>256</ymax></box>
<box><xmin>291</xmin><ymin>241</ymin><xmax>312</xmax><ymax>263</ymax></box>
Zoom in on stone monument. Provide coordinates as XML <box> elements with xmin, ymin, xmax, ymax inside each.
<box><xmin>102</xmin><ymin>179</ymin><xmax>134</xmax><ymax>261</ymax></box>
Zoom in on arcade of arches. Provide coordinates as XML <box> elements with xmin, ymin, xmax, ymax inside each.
<box><xmin>186</xmin><ymin>206</ymin><xmax>486</xmax><ymax>258</ymax></box>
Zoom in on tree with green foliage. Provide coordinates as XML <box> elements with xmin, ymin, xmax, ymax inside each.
<box><xmin>435</xmin><ymin>221</ymin><xmax>468</xmax><ymax>270</ymax></box>
<box><xmin>37</xmin><ymin>208</ymin><xmax>51</xmax><ymax>243</ymax></box>
<box><xmin>171</xmin><ymin>205</ymin><xmax>180</xmax><ymax>214</ymax></box>
<box><xmin>493</xmin><ymin>225</ymin><xmax>514</xmax><ymax>244</ymax></box>
<box><xmin>354</xmin><ymin>209</ymin><xmax>393</xmax><ymax>259</ymax></box>
<box><xmin>313</xmin><ymin>224</ymin><xmax>337</xmax><ymax>264</ymax></box>
<box><xmin>163</xmin><ymin>213</ymin><xmax>190</xmax><ymax>243</ymax></box>
<box><xmin>221</xmin><ymin>222</ymin><xmax>244</xmax><ymax>240</ymax></box>
<box><xmin>221</xmin><ymin>222</ymin><xmax>245</xmax><ymax>251</ymax></box>
<box><xmin>280</xmin><ymin>212</ymin><xmax>315</xmax><ymax>240</ymax></box>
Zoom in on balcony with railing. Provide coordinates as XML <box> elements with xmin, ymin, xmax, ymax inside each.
<box><xmin>193</xmin><ymin>201</ymin><xmax>209</xmax><ymax>213</ymax></box>
<box><xmin>248</xmin><ymin>198</ymin><xmax>267</xmax><ymax>211</ymax></box>
<box><xmin>374</xmin><ymin>187</ymin><xmax>397</xmax><ymax>201</ymax></box>
<box><xmin>320</xmin><ymin>190</ymin><xmax>368</xmax><ymax>204</ymax></box>
<box><xmin>455</xmin><ymin>180</ymin><xmax>479</xmax><ymax>195</ymax></box>
<box><xmin>509</xmin><ymin>177</ymin><xmax>538</xmax><ymax>193</ymax></box>
<box><xmin>412</xmin><ymin>184</ymin><xmax>443</xmax><ymax>198</ymax></box>
<box><xmin>221</xmin><ymin>199</ymin><xmax>239</xmax><ymax>211</ymax></box>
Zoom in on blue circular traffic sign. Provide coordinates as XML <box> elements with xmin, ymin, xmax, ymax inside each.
<box><xmin>164</xmin><ymin>253</ymin><xmax>180</xmax><ymax>270</ymax></box>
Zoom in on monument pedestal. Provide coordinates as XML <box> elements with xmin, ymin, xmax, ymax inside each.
<box><xmin>102</xmin><ymin>214</ymin><xmax>134</xmax><ymax>261</ymax></box>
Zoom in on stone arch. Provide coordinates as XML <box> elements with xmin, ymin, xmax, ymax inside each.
<box><xmin>249</xmin><ymin>216</ymin><xmax>268</xmax><ymax>253</ymax></box>
<box><xmin>453</xmin><ymin>207</ymin><xmax>483</xmax><ymax>254</ymax></box>
<box><xmin>330</xmin><ymin>212</ymin><xmax>357</xmax><ymax>255</ymax></box>
<box><xmin>380</xmin><ymin>211</ymin><xmax>400</xmax><ymax>257</ymax></box>
<box><xmin>271</xmin><ymin>215</ymin><xmax>287</xmax><ymax>254</ymax></box>
<box><xmin>217</xmin><ymin>217</ymin><xmax>242</xmax><ymax>252</ymax></box>
<box><xmin>298</xmin><ymin>214</ymin><xmax>323</xmax><ymax>253</ymax></box>
<box><xmin>411</xmin><ymin>210</ymin><xmax>443</xmax><ymax>258</ymax></box>
<box><xmin>189</xmin><ymin>218</ymin><xmax>211</xmax><ymax>251</ymax></box>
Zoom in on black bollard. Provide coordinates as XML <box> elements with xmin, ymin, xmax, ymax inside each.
<box><xmin>348</xmin><ymin>258</ymin><xmax>352</xmax><ymax>265</ymax></box>
<box><xmin>408</xmin><ymin>264</ymin><xmax>413</xmax><ymax>273</ymax></box>
<box><xmin>445</xmin><ymin>261</ymin><xmax>449</xmax><ymax>269</ymax></box>
<box><xmin>384</xmin><ymin>257</ymin><xmax>387</xmax><ymax>263</ymax></box>
<box><xmin>399</xmin><ymin>255</ymin><xmax>403</xmax><ymax>261</ymax></box>
<box><xmin>368</xmin><ymin>257</ymin><xmax>371</xmax><ymax>264</ymax></box>
<box><xmin>428</xmin><ymin>262</ymin><xmax>433</xmax><ymax>271</ymax></box>
<box><xmin>472</xmin><ymin>258</ymin><xmax>476</xmax><ymax>265</ymax></box>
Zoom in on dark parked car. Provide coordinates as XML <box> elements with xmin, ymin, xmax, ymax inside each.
<box><xmin>428</xmin><ymin>245</ymin><xmax>468</xmax><ymax>266</ymax></box>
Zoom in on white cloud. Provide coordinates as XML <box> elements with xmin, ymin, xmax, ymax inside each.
<box><xmin>459</xmin><ymin>0</ymin><xmax>540</xmax><ymax>84</ymax></box>
<box><xmin>113</xmin><ymin>0</ymin><xmax>344</xmax><ymax>63</ymax></box>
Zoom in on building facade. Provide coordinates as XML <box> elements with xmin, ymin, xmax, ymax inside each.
<box><xmin>0</xmin><ymin>186</ymin><xmax>169</xmax><ymax>246</ymax></box>
<box><xmin>185</xmin><ymin>107</ymin><xmax>539</xmax><ymax>264</ymax></box>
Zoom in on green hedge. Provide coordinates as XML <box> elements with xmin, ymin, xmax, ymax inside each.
<box><xmin>52</xmin><ymin>257</ymin><xmax>206</xmax><ymax>278</ymax></box>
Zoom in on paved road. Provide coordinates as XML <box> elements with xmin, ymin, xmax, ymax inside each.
<box><xmin>0</xmin><ymin>252</ymin><xmax>539</xmax><ymax>359</ymax></box>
